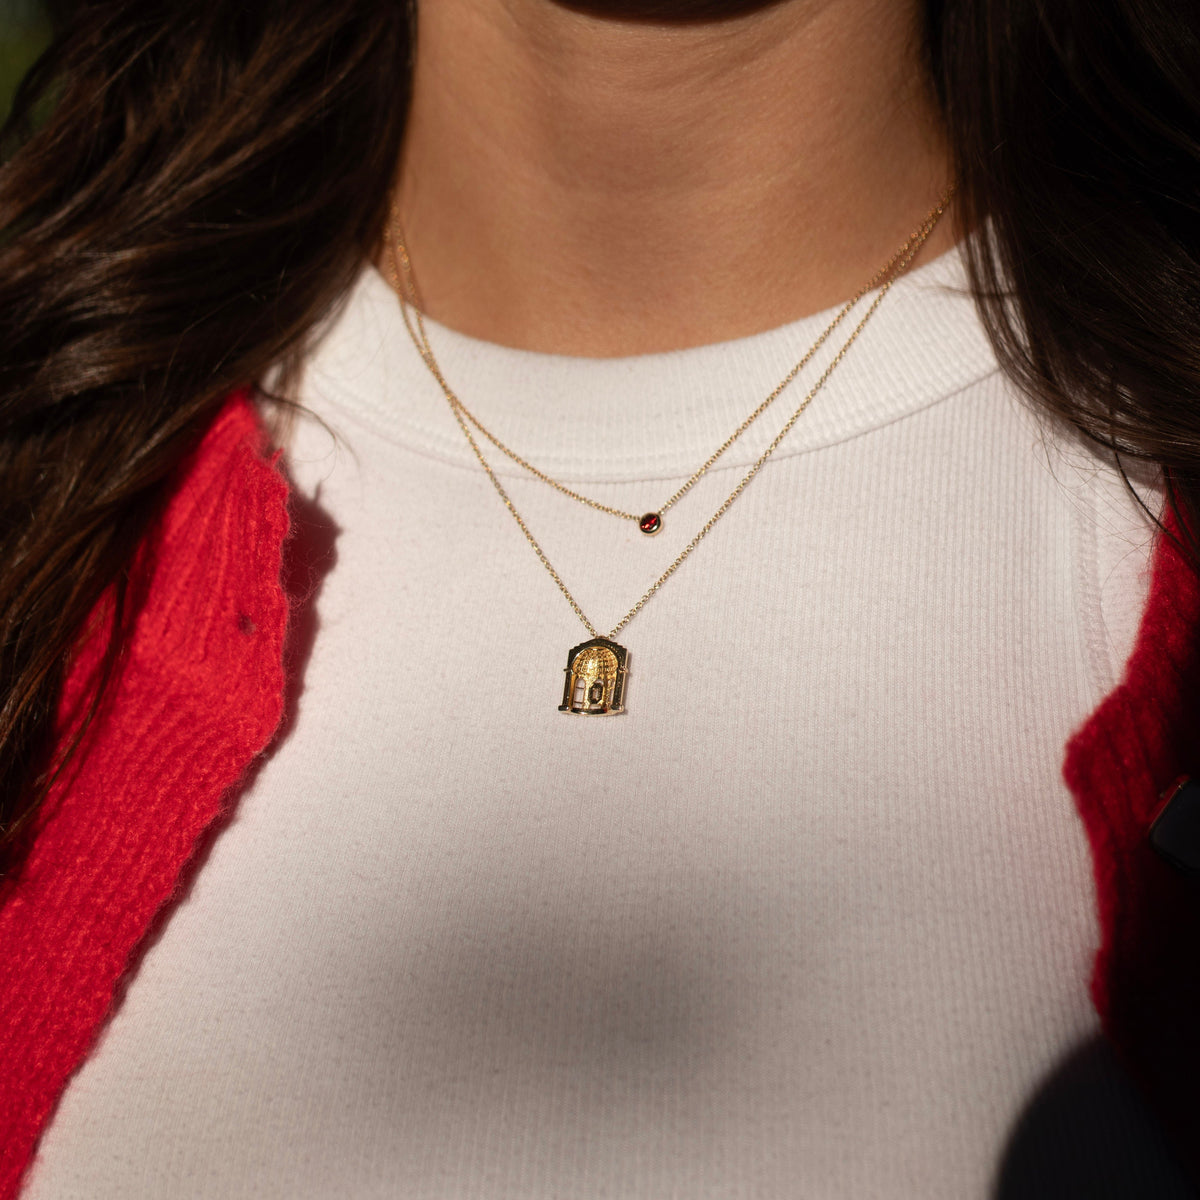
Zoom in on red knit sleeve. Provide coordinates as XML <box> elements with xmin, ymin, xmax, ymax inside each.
<box><xmin>1064</xmin><ymin>515</ymin><xmax>1200</xmax><ymax>1183</ymax></box>
<box><xmin>0</xmin><ymin>392</ymin><xmax>292</xmax><ymax>1199</ymax></box>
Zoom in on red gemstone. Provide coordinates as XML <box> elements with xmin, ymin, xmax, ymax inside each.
<box><xmin>639</xmin><ymin>512</ymin><xmax>662</xmax><ymax>535</ymax></box>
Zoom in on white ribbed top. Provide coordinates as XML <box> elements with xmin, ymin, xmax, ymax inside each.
<box><xmin>27</xmin><ymin>243</ymin><xmax>1162</xmax><ymax>1199</ymax></box>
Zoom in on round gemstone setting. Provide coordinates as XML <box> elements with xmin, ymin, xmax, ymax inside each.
<box><xmin>638</xmin><ymin>512</ymin><xmax>662</xmax><ymax>536</ymax></box>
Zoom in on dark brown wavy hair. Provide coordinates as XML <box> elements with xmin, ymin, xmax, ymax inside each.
<box><xmin>1</xmin><ymin>0</ymin><xmax>1197</xmax><ymax>880</ymax></box>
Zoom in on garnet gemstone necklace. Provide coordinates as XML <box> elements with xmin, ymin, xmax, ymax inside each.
<box><xmin>389</xmin><ymin>215</ymin><xmax>940</xmax><ymax>540</ymax></box>
<box><xmin>386</xmin><ymin>192</ymin><xmax>952</xmax><ymax>714</ymax></box>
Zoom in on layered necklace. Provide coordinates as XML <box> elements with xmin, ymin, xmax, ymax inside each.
<box><xmin>384</xmin><ymin>192</ymin><xmax>952</xmax><ymax>715</ymax></box>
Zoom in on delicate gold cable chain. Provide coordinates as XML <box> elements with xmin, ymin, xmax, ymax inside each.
<box><xmin>387</xmin><ymin>212</ymin><xmax>940</xmax><ymax>526</ymax></box>
<box><xmin>386</xmin><ymin>191</ymin><xmax>951</xmax><ymax>641</ymax></box>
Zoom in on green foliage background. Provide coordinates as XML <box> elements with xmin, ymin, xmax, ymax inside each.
<box><xmin>1</xmin><ymin>2</ymin><xmax>51</xmax><ymax>125</ymax></box>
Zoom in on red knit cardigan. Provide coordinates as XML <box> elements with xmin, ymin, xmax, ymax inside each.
<box><xmin>1</xmin><ymin>393</ymin><xmax>1198</xmax><ymax>1196</ymax></box>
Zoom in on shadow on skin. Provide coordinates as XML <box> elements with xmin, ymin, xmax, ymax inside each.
<box><xmin>993</xmin><ymin>1034</ymin><xmax>1196</xmax><ymax>1199</ymax></box>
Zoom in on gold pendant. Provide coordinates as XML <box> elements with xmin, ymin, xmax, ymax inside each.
<box><xmin>559</xmin><ymin>637</ymin><xmax>629</xmax><ymax>715</ymax></box>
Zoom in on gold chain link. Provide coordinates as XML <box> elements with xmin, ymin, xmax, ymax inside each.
<box><xmin>387</xmin><ymin>217</ymin><xmax>937</xmax><ymax>525</ymax></box>
<box><xmin>385</xmin><ymin>192</ymin><xmax>952</xmax><ymax>640</ymax></box>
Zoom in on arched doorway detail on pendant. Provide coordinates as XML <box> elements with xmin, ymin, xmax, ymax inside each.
<box><xmin>559</xmin><ymin>637</ymin><xmax>629</xmax><ymax>715</ymax></box>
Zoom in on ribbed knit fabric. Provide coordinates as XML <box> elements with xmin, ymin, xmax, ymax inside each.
<box><xmin>0</xmin><ymin>398</ymin><xmax>291</xmax><ymax>1199</ymax></box>
<box><xmin>1063</xmin><ymin>520</ymin><xmax>1200</xmax><ymax>1182</ymax></box>
<box><xmin>2</xmin><ymin>249</ymin><xmax>1198</xmax><ymax>1198</ymax></box>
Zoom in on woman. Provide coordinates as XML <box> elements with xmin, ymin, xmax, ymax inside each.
<box><xmin>1</xmin><ymin>0</ymin><xmax>1197</xmax><ymax>1195</ymax></box>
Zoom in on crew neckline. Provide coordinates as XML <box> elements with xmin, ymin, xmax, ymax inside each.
<box><xmin>299</xmin><ymin>240</ymin><xmax>1000</xmax><ymax>484</ymax></box>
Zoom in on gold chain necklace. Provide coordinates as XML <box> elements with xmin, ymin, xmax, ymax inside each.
<box><xmin>387</xmin><ymin>212</ymin><xmax>939</xmax><ymax>538</ymax></box>
<box><xmin>386</xmin><ymin>193</ymin><xmax>951</xmax><ymax>715</ymax></box>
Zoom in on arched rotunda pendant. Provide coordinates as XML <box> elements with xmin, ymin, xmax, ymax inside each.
<box><xmin>559</xmin><ymin>637</ymin><xmax>629</xmax><ymax>715</ymax></box>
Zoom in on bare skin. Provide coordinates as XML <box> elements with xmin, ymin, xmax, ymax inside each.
<box><xmin>390</xmin><ymin>0</ymin><xmax>956</xmax><ymax>357</ymax></box>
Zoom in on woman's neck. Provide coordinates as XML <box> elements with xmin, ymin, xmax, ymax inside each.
<box><xmin>391</xmin><ymin>0</ymin><xmax>956</xmax><ymax>356</ymax></box>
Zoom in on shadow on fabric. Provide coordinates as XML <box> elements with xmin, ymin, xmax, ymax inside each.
<box><xmin>993</xmin><ymin>1034</ymin><xmax>1197</xmax><ymax>1199</ymax></box>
